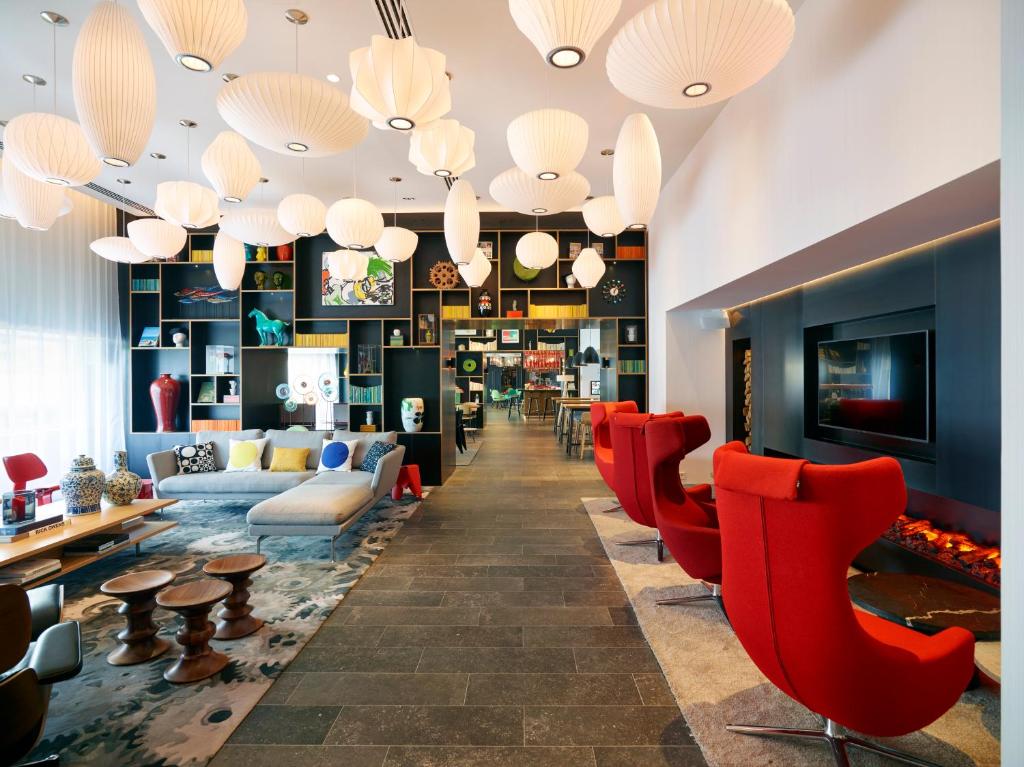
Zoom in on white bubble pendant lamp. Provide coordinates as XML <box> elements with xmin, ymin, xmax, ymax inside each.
<box><xmin>458</xmin><ymin>248</ymin><xmax>492</xmax><ymax>288</ymax></box>
<box><xmin>507</xmin><ymin>108</ymin><xmax>588</xmax><ymax>181</ymax></box>
<box><xmin>516</xmin><ymin>231</ymin><xmax>558</xmax><ymax>270</ymax></box>
<box><xmin>1</xmin><ymin>157</ymin><xmax>64</xmax><ymax>231</ymax></box>
<box><xmin>374</xmin><ymin>176</ymin><xmax>417</xmax><ymax>263</ymax></box>
<box><xmin>201</xmin><ymin>131</ymin><xmax>261</xmax><ymax>203</ymax></box>
<box><xmin>72</xmin><ymin>1</ymin><xmax>156</xmax><ymax>168</ymax></box>
<box><xmin>127</xmin><ymin>217</ymin><xmax>187</xmax><ymax>259</ymax></box>
<box><xmin>326</xmin><ymin>199</ymin><xmax>384</xmax><ymax>249</ymax></box>
<box><xmin>613</xmin><ymin>113</ymin><xmax>661</xmax><ymax>230</ymax></box>
<box><xmin>509</xmin><ymin>0</ymin><xmax>622</xmax><ymax>68</ymax></box>
<box><xmin>155</xmin><ymin>181</ymin><xmax>220</xmax><ymax>229</ymax></box>
<box><xmin>572</xmin><ymin>246</ymin><xmax>606</xmax><ymax>288</ymax></box>
<box><xmin>443</xmin><ymin>179</ymin><xmax>479</xmax><ymax>266</ymax></box>
<box><xmin>278</xmin><ymin>193</ymin><xmax>326</xmax><ymax>238</ymax></box>
<box><xmin>349</xmin><ymin>35</ymin><xmax>451</xmax><ymax>131</ymax></box>
<box><xmin>606</xmin><ymin>0</ymin><xmax>795</xmax><ymax>108</ymax></box>
<box><xmin>4</xmin><ymin>113</ymin><xmax>101</xmax><ymax>187</ymax></box>
<box><xmin>327</xmin><ymin>249</ymin><xmax>369</xmax><ymax>282</ymax></box>
<box><xmin>90</xmin><ymin>236</ymin><xmax>150</xmax><ymax>264</ymax></box>
<box><xmin>409</xmin><ymin>119</ymin><xmax>475</xmax><ymax>178</ymax></box>
<box><xmin>137</xmin><ymin>0</ymin><xmax>247</xmax><ymax>72</ymax></box>
<box><xmin>582</xmin><ymin>195</ymin><xmax>624</xmax><ymax>238</ymax></box>
<box><xmin>213</xmin><ymin>232</ymin><xmax>245</xmax><ymax>289</ymax></box>
<box><xmin>489</xmin><ymin>167</ymin><xmax>590</xmax><ymax>216</ymax></box>
<box><xmin>219</xmin><ymin>208</ymin><xmax>293</xmax><ymax>247</ymax></box>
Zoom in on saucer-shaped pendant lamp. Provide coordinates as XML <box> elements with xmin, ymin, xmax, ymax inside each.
<box><xmin>349</xmin><ymin>35</ymin><xmax>452</xmax><ymax>131</ymax></box>
<box><xmin>516</xmin><ymin>231</ymin><xmax>558</xmax><ymax>270</ymax></box>
<box><xmin>3</xmin><ymin>113</ymin><xmax>101</xmax><ymax>187</ymax></box>
<box><xmin>509</xmin><ymin>0</ymin><xmax>622</xmax><ymax>68</ymax></box>
<box><xmin>489</xmin><ymin>167</ymin><xmax>590</xmax><ymax>216</ymax></box>
<box><xmin>90</xmin><ymin>236</ymin><xmax>150</xmax><ymax>264</ymax></box>
<box><xmin>326</xmin><ymin>249</ymin><xmax>370</xmax><ymax>282</ymax></box>
<box><xmin>218</xmin><ymin>72</ymin><xmax>369</xmax><ymax>157</ymax></box>
<box><xmin>606</xmin><ymin>0</ymin><xmax>795</xmax><ymax>108</ymax></box>
<box><xmin>572</xmin><ymin>246</ymin><xmax>606</xmax><ymax>288</ymax></box>
<box><xmin>582</xmin><ymin>195</ymin><xmax>625</xmax><ymax>238</ymax></box>
<box><xmin>72</xmin><ymin>0</ymin><xmax>156</xmax><ymax>168</ymax></box>
<box><xmin>278</xmin><ymin>193</ymin><xmax>326</xmax><ymax>238</ymax></box>
<box><xmin>409</xmin><ymin>119</ymin><xmax>475</xmax><ymax>178</ymax></box>
<box><xmin>137</xmin><ymin>0</ymin><xmax>247</xmax><ymax>72</ymax></box>
<box><xmin>213</xmin><ymin>232</ymin><xmax>245</xmax><ymax>289</ymax></box>
<box><xmin>219</xmin><ymin>208</ymin><xmax>294</xmax><ymax>247</ymax></box>
<box><xmin>443</xmin><ymin>179</ymin><xmax>479</xmax><ymax>265</ymax></box>
<box><xmin>613</xmin><ymin>113</ymin><xmax>661</xmax><ymax>230</ymax></box>
<box><xmin>201</xmin><ymin>131</ymin><xmax>261</xmax><ymax>203</ymax></box>
<box><xmin>127</xmin><ymin>217</ymin><xmax>187</xmax><ymax>259</ymax></box>
<box><xmin>458</xmin><ymin>248</ymin><xmax>492</xmax><ymax>287</ymax></box>
<box><xmin>154</xmin><ymin>180</ymin><xmax>220</xmax><ymax>229</ymax></box>
<box><xmin>325</xmin><ymin>199</ymin><xmax>384</xmax><ymax>249</ymax></box>
<box><xmin>375</xmin><ymin>226</ymin><xmax>418</xmax><ymax>263</ymax></box>
<box><xmin>507</xmin><ymin>108</ymin><xmax>588</xmax><ymax>181</ymax></box>
<box><xmin>1</xmin><ymin>157</ymin><xmax>64</xmax><ymax>230</ymax></box>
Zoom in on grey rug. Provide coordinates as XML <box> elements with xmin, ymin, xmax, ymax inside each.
<box><xmin>456</xmin><ymin>438</ymin><xmax>483</xmax><ymax>466</ymax></box>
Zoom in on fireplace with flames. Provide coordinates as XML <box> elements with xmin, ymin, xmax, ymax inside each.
<box><xmin>883</xmin><ymin>515</ymin><xmax>1000</xmax><ymax>589</ymax></box>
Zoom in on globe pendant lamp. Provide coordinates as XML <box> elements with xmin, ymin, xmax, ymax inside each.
<box><xmin>613</xmin><ymin>113</ymin><xmax>661</xmax><ymax>230</ymax></box>
<box><xmin>582</xmin><ymin>195</ymin><xmax>625</xmax><ymax>238</ymax></box>
<box><xmin>507</xmin><ymin>108</ymin><xmax>588</xmax><ymax>181</ymax></box>
<box><xmin>278</xmin><ymin>193</ymin><xmax>326</xmax><ymax>238</ymax></box>
<box><xmin>443</xmin><ymin>179</ymin><xmax>479</xmax><ymax>266</ymax></box>
<box><xmin>458</xmin><ymin>248</ymin><xmax>492</xmax><ymax>288</ymax></box>
<box><xmin>373</xmin><ymin>176</ymin><xmax>418</xmax><ymax>263</ymax></box>
<box><xmin>326</xmin><ymin>199</ymin><xmax>384</xmax><ymax>249</ymax></box>
<box><xmin>155</xmin><ymin>181</ymin><xmax>220</xmax><ymax>229</ymax></box>
<box><xmin>213</xmin><ymin>232</ymin><xmax>245</xmax><ymax>289</ymax></box>
<box><xmin>127</xmin><ymin>217</ymin><xmax>187</xmax><ymax>259</ymax></box>
<box><xmin>606</xmin><ymin>0</ymin><xmax>795</xmax><ymax>108</ymax></box>
<box><xmin>327</xmin><ymin>249</ymin><xmax>369</xmax><ymax>282</ymax></box>
<box><xmin>137</xmin><ymin>0</ymin><xmax>247</xmax><ymax>72</ymax></box>
<box><xmin>1</xmin><ymin>157</ymin><xmax>64</xmax><ymax>231</ymax></box>
<box><xmin>409</xmin><ymin>119</ymin><xmax>475</xmax><ymax>178</ymax></box>
<box><xmin>72</xmin><ymin>0</ymin><xmax>156</xmax><ymax>168</ymax></box>
<box><xmin>509</xmin><ymin>0</ymin><xmax>622</xmax><ymax>68</ymax></box>
<box><xmin>489</xmin><ymin>167</ymin><xmax>590</xmax><ymax>216</ymax></box>
<box><xmin>349</xmin><ymin>35</ymin><xmax>452</xmax><ymax>131</ymax></box>
<box><xmin>220</xmin><ymin>208</ymin><xmax>293</xmax><ymax>247</ymax></box>
<box><xmin>90</xmin><ymin>236</ymin><xmax>150</xmax><ymax>264</ymax></box>
<box><xmin>572</xmin><ymin>246</ymin><xmax>606</xmax><ymax>288</ymax></box>
<box><xmin>516</xmin><ymin>231</ymin><xmax>558</xmax><ymax>270</ymax></box>
<box><xmin>201</xmin><ymin>131</ymin><xmax>261</xmax><ymax>203</ymax></box>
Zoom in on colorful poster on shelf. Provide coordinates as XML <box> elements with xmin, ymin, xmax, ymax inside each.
<box><xmin>321</xmin><ymin>253</ymin><xmax>395</xmax><ymax>306</ymax></box>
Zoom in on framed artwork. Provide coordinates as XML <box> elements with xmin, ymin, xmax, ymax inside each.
<box><xmin>418</xmin><ymin>313</ymin><xmax>437</xmax><ymax>344</ymax></box>
<box><xmin>568</xmin><ymin>242</ymin><xmax>582</xmax><ymax>260</ymax></box>
<box><xmin>593</xmin><ymin>242</ymin><xmax>604</xmax><ymax>256</ymax></box>
<box><xmin>590</xmin><ymin>380</ymin><xmax>601</xmax><ymax>396</ymax></box>
<box><xmin>477</xmin><ymin>240</ymin><xmax>494</xmax><ymax>259</ymax></box>
<box><xmin>500</xmin><ymin>329</ymin><xmax>520</xmax><ymax>344</ymax></box>
<box><xmin>138</xmin><ymin>326</ymin><xmax>160</xmax><ymax>347</ymax></box>
<box><xmin>322</xmin><ymin>252</ymin><xmax>395</xmax><ymax>306</ymax></box>
<box><xmin>197</xmin><ymin>381</ymin><xmax>216</xmax><ymax>403</ymax></box>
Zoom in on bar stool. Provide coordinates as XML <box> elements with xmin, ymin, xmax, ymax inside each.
<box><xmin>522</xmin><ymin>391</ymin><xmax>542</xmax><ymax>418</ymax></box>
<box><xmin>542</xmin><ymin>394</ymin><xmax>557</xmax><ymax>421</ymax></box>
<box><xmin>577</xmin><ymin>413</ymin><xmax>593</xmax><ymax>460</ymax></box>
<box><xmin>156</xmin><ymin>579</ymin><xmax>232</xmax><ymax>683</ymax></box>
<box><xmin>99</xmin><ymin>570</ymin><xmax>175</xmax><ymax>666</ymax></box>
<box><xmin>203</xmin><ymin>554</ymin><xmax>267</xmax><ymax>640</ymax></box>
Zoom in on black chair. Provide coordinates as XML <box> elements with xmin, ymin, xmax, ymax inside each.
<box><xmin>1</xmin><ymin>584</ymin><xmax>83</xmax><ymax>767</ymax></box>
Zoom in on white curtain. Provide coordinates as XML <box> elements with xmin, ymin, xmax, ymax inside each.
<box><xmin>0</xmin><ymin>189</ymin><xmax>123</xmax><ymax>487</ymax></box>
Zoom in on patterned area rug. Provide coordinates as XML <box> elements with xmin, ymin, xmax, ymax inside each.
<box><xmin>29</xmin><ymin>495</ymin><xmax>421</xmax><ymax>767</ymax></box>
<box><xmin>455</xmin><ymin>438</ymin><xmax>483</xmax><ymax>465</ymax></box>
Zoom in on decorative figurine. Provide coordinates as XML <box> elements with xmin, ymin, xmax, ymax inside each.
<box><xmin>477</xmin><ymin>288</ymin><xmax>492</xmax><ymax>317</ymax></box>
<box><xmin>565</xmin><ymin>274</ymin><xmax>578</xmax><ymax>288</ymax></box>
<box><xmin>253</xmin><ymin>271</ymin><xmax>267</xmax><ymax>290</ymax></box>
<box><xmin>401</xmin><ymin>397</ymin><xmax>425</xmax><ymax>432</ymax></box>
<box><xmin>171</xmin><ymin>328</ymin><xmax>187</xmax><ymax>348</ymax></box>
<box><xmin>248</xmin><ymin>308</ymin><xmax>290</xmax><ymax>346</ymax></box>
<box><xmin>104</xmin><ymin>450</ymin><xmax>142</xmax><ymax>505</ymax></box>
<box><xmin>271</xmin><ymin>271</ymin><xmax>287</xmax><ymax>290</ymax></box>
<box><xmin>228</xmin><ymin>380</ymin><xmax>238</xmax><ymax>396</ymax></box>
<box><xmin>60</xmin><ymin>455</ymin><xmax>106</xmax><ymax>515</ymax></box>
<box><xmin>366</xmin><ymin>410</ymin><xmax>375</xmax><ymax>426</ymax></box>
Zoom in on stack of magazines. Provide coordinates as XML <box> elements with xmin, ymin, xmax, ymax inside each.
<box><xmin>0</xmin><ymin>508</ymin><xmax>67</xmax><ymax>543</ymax></box>
<box><xmin>0</xmin><ymin>558</ymin><xmax>61</xmax><ymax>585</ymax></box>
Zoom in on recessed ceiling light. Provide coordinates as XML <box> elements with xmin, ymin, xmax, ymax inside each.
<box><xmin>286</xmin><ymin>141</ymin><xmax>308</xmax><ymax>152</ymax></box>
<box><xmin>548</xmin><ymin>47</ymin><xmax>583</xmax><ymax>68</ymax></box>
<box><xmin>150</xmin><ymin>152</ymin><xmax>166</xmax><ymax>159</ymax></box>
<box><xmin>40</xmin><ymin>11</ymin><xmax>68</xmax><ymax>26</ymax></box>
<box><xmin>537</xmin><ymin>172</ymin><xmax>559</xmax><ymax>181</ymax></box>
<box><xmin>388</xmin><ymin>117</ymin><xmax>414</xmax><ymax>131</ymax></box>
<box><xmin>178</xmin><ymin>119</ymin><xmax>197</xmax><ymax>128</ymax></box>
<box><xmin>22</xmin><ymin>74</ymin><xmax>46</xmax><ymax>86</ymax></box>
<box><xmin>116</xmin><ymin>178</ymin><xmax>131</xmax><ymax>184</ymax></box>
<box><xmin>221</xmin><ymin>72</ymin><xmax>239</xmax><ymax>83</ymax></box>
<box><xmin>0</xmin><ymin>120</ymin><xmax>7</xmax><ymax>128</ymax></box>
<box><xmin>683</xmin><ymin>82</ymin><xmax>711</xmax><ymax>98</ymax></box>
<box><xmin>600</xmin><ymin>148</ymin><xmax>614</xmax><ymax>156</ymax></box>
<box><xmin>258</xmin><ymin>177</ymin><xmax>269</xmax><ymax>184</ymax></box>
<box><xmin>325</xmin><ymin>73</ymin><xmax>340</xmax><ymax>83</ymax></box>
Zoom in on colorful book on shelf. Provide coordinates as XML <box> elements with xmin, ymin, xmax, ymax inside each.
<box><xmin>131</xmin><ymin>278</ymin><xmax>160</xmax><ymax>291</ymax></box>
<box><xmin>138</xmin><ymin>326</ymin><xmax>160</xmax><ymax>347</ymax></box>
<box><xmin>441</xmin><ymin>305</ymin><xmax>471</xmax><ymax>320</ymax></box>
<box><xmin>618</xmin><ymin>360</ymin><xmax>647</xmax><ymax>374</ymax></box>
<box><xmin>0</xmin><ymin>558</ymin><xmax>62</xmax><ymax>584</ymax></box>
<box><xmin>294</xmin><ymin>332</ymin><xmax>349</xmax><ymax>348</ymax></box>
<box><xmin>529</xmin><ymin>304</ymin><xmax>588</xmax><ymax>319</ymax></box>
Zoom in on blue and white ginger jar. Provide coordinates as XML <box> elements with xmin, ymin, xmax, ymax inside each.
<box><xmin>60</xmin><ymin>454</ymin><xmax>106</xmax><ymax>515</ymax></box>
<box><xmin>104</xmin><ymin>450</ymin><xmax>142</xmax><ymax>506</ymax></box>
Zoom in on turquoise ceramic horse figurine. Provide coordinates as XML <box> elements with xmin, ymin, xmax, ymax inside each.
<box><xmin>248</xmin><ymin>308</ymin><xmax>289</xmax><ymax>346</ymax></box>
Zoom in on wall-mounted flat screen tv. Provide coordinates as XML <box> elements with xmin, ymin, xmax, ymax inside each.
<box><xmin>816</xmin><ymin>331</ymin><xmax>930</xmax><ymax>442</ymax></box>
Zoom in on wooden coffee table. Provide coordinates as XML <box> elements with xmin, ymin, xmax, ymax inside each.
<box><xmin>156</xmin><ymin>579</ymin><xmax>233</xmax><ymax>684</ymax></box>
<box><xmin>100</xmin><ymin>569</ymin><xmax>176</xmax><ymax>665</ymax></box>
<box><xmin>203</xmin><ymin>554</ymin><xmax>267</xmax><ymax>640</ymax></box>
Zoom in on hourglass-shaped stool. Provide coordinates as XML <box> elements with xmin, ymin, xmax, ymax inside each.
<box><xmin>99</xmin><ymin>570</ymin><xmax>176</xmax><ymax>666</ymax></box>
<box><xmin>156</xmin><ymin>579</ymin><xmax>232</xmax><ymax>683</ymax></box>
<box><xmin>203</xmin><ymin>554</ymin><xmax>267</xmax><ymax>640</ymax></box>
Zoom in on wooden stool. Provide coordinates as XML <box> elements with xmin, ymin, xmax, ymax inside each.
<box><xmin>99</xmin><ymin>569</ymin><xmax>175</xmax><ymax>666</ymax></box>
<box><xmin>392</xmin><ymin>464</ymin><xmax>422</xmax><ymax>500</ymax></box>
<box><xmin>577</xmin><ymin>413</ymin><xmax>593</xmax><ymax>460</ymax></box>
<box><xmin>156</xmin><ymin>579</ymin><xmax>232</xmax><ymax>683</ymax></box>
<box><xmin>203</xmin><ymin>554</ymin><xmax>267</xmax><ymax>640</ymax></box>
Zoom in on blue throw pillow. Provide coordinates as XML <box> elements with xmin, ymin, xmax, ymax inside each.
<box><xmin>359</xmin><ymin>441</ymin><xmax>396</xmax><ymax>473</ymax></box>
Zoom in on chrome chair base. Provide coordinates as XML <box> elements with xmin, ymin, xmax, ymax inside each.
<box><xmin>656</xmin><ymin>582</ymin><xmax>722</xmax><ymax>608</ymax></box>
<box><xmin>726</xmin><ymin>718</ymin><xmax>944</xmax><ymax>767</ymax></box>
<box><xmin>602</xmin><ymin>504</ymin><xmax>624</xmax><ymax>514</ymax></box>
<box><xmin>617</xmin><ymin>535</ymin><xmax>665</xmax><ymax>561</ymax></box>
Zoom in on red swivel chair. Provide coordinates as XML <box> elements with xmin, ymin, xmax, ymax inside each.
<box><xmin>590</xmin><ymin>401</ymin><xmax>639</xmax><ymax>512</ymax></box>
<box><xmin>3</xmin><ymin>454</ymin><xmax>59</xmax><ymax>505</ymax></box>
<box><xmin>713</xmin><ymin>446</ymin><xmax>975</xmax><ymax>766</ymax></box>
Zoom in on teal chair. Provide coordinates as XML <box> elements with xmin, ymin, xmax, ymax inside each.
<box><xmin>490</xmin><ymin>389</ymin><xmax>507</xmax><ymax>409</ymax></box>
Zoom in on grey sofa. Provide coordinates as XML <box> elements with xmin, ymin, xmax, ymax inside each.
<box><xmin>146</xmin><ymin>429</ymin><xmax>406</xmax><ymax>559</ymax></box>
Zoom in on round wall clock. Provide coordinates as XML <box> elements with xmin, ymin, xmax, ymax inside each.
<box><xmin>602</xmin><ymin>279</ymin><xmax>627</xmax><ymax>305</ymax></box>
<box><xmin>429</xmin><ymin>260</ymin><xmax>460</xmax><ymax>289</ymax></box>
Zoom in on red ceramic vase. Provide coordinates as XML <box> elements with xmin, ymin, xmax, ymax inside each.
<box><xmin>275</xmin><ymin>243</ymin><xmax>293</xmax><ymax>261</ymax></box>
<box><xmin>150</xmin><ymin>373</ymin><xmax>181</xmax><ymax>433</ymax></box>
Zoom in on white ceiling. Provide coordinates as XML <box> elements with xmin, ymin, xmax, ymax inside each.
<box><xmin>0</xmin><ymin>0</ymin><xmax>800</xmax><ymax>214</ymax></box>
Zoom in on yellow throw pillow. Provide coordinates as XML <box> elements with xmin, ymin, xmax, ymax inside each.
<box><xmin>225</xmin><ymin>438</ymin><xmax>267</xmax><ymax>472</ymax></box>
<box><xmin>269</xmin><ymin>446</ymin><xmax>310</xmax><ymax>472</ymax></box>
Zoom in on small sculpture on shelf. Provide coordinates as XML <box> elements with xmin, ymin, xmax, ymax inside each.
<box><xmin>228</xmin><ymin>380</ymin><xmax>238</xmax><ymax>397</ymax></box>
<box><xmin>248</xmin><ymin>308</ymin><xmax>289</xmax><ymax>346</ymax></box>
<box><xmin>104</xmin><ymin>450</ymin><xmax>142</xmax><ymax>505</ymax></box>
<box><xmin>171</xmin><ymin>327</ymin><xmax>188</xmax><ymax>348</ymax></box>
<box><xmin>401</xmin><ymin>397</ymin><xmax>425</xmax><ymax>433</ymax></box>
<box><xmin>477</xmin><ymin>288</ymin><xmax>492</xmax><ymax>317</ymax></box>
<box><xmin>271</xmin><ymin>271</ymin><xmax>288</xmax><ymax>290</ymax></box>
<box><xmin>253</xmin><ymin>271</ymin><xmax>267</xmax><ymax>290</ymax></box>
<box><xmin>60</xmin><ymin>454</ymin><xmax>106</xmax><ymax>515</ymax></box>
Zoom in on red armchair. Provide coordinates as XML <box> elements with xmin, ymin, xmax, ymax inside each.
<box><xmin>3</xmin><ymin>454</ymin><xmax>59</xmax><ymax>505</ymax></box>
<box><xmin>713</xmin><ymin>445</ymin><xmax>975</xmax><ymax>765</ymax></box>
<box><xmin>609</xmin><ymin>412</ymin><xmax>662</xmax><ymax>559</ymax></box>
<box><xmin>590</xmin><ymin>401</ymin><xmax>639</xmax><ymax>512</ymax></box>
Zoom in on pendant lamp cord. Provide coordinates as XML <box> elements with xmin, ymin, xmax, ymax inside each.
<box><xmin>393</xmin><ymin>180</ymin><xmax>399</xmax><ymax>226</ymax></box>
<box><xmin>185</xmin><ymin>125</ymin><xmax>190</xmax><ymax>179</ymax></box>
<box><xmin>51</xmin><ymin>21</ymin><xmax>57</xmax><ymax>114</ymax></box>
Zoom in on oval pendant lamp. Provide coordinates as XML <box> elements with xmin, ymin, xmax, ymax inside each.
<box><xmin>509</xmin><ymin>0</ymin><xmax>622</xmax><ymax>68</ymax></box>
<box><xmin>72</xmin><ymin>0</ymin><xmax>156</xmax><ymax>168</ymax></box>
<box><xmin>443</xmin><ymin>179</ymin><xmax>479</xmax><ymax>265</ymax></box>
<box><xmin>572</xmin><ymin>246</ymin><xmax>606</xmax><ymax>288</ymax></box>
<box><xmin>155</xmin><ymin>181</ymin><xmax>220</xmax><ymax>230</ymax></box>
<box><xmin>489</xmin><ymin>167</ymin><xmax>590</xmax><ymax>216</ymax></box>
<box><xmin>516</xmin><ymin>231</ymin><xmax>558</xmax><ymax>270</ymax></box>
<box><xmin>1</xmin><ymin>157</ymin><xmax>65</xmax><ymax>231</ymax></box>
<box><xmin>278</xmin><ymin>193</ymin><xmax>326</xmax><ymax>238</ymax></box>
<box><xmin>219</xmin><ymin>208</ymin><xmax>293</xmax><ymax>247</ymax></box>
<box><xmin>458</xmin><ymin>248</ymin><xmax>492</xmax><ymax>288</ymax></box>
<box><xmin>607</xmin><ymin>0</ymin><xmax>795</xmax><ymax>108</ymax></box>
<box><xmin>613</xmin><ymin>113</ymin><xmax>661</xmax><ymax>230</ymax></box>
<box><xmin>326</xmin><ymin>198</ymin><xmax>384</xmax><ymax>249</ymax></box>
<box><xmin>326</xmin><ymin>249</ymin><xmax>370</xmax><ymax>282</ymax></box>
<box><xmin>127</xmin><ymin>217</ymin><xmax>187</xmax><ymax>259</ymax></box>
<box><xmin>90</xmin><ymin>236</ymin><xmax>150</xmax><ymax>264</ymax></box>
<box><xmin>213</xmin><ymin>232</ymin><xmax>245</xmax><ymax>289</ymax></box>
<box><xmin>582</xmin><ymin>195</ymin><xmax>625</xmax><ymax>238</ymax></box>
<box><xmin>201</xmin><ymin>131</ymin><xmax>261</xmax><ymax>203</ymax></box>
<box><xmin>137</xmin><ymin>0</ymin><xmax>247</xmax><ymax>72</ymax></box>
<box><xmin>409</xmin><ymin>119</ymin><xmax>476</xmax><ymax>178</ymax></box>
<box><xmin>349</xmin><ymin>35</ymin><xmax>451</xmax><ymax>131</ymax></box>
<box><xmin>507</xmin><ymin>108</ymin><xmax>588</xmax><ymax>181</ymax></box>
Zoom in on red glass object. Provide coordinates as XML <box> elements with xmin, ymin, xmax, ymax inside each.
<box><xmin>275</xmin><ymin>243</ymin><xmax>293</xmax><ymax>261</ymax></box>
<box><xmin>150</xmin><ymin>373</ymin><xmax>181</xmax><ymax>433</ymax></box>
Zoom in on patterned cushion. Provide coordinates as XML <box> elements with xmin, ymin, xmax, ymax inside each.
<box><xmin>174</xmin><ymin>442</ymin><xmax>217</xmax><ymax>475</ymax></box>
<box><xmin>359</xmin><ymin>441</ymin><xmax>397</xmax><ymax>474</ymax></box>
